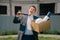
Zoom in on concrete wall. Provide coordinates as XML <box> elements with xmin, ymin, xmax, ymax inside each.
<box><xmin>12</xmin><ymin>0</ymin><xmax>37</xmax><ymax>1</ymax></box>
<box><xmin>56</xmin><ymin>3</ymin><xmax>60</xmax><ymax>13</ymax></box>
<box><xmin>0</xmin><ymin>0</ymin><xmax>60</xmax><ymax>16</ymax></box>
<box><xmin>0</xmin><ymin>0</ymin><xmax>39</xmax><ymax>16</ymax></box>
<box><xmin>40</xmin><ymin>0</ymin><xmax>59</xmax><ymax>3</ymax></box>
<box><xmin>11</xmin><ymin>3</ymin><xmax>39</xmax><ymax>16</ymax></box>
<box><xmin>0</xmin><ymin>3</ymin><xmax>10</xmax><ymax>16</ymax></box>
<box><xmin>0</xmin><ymin>15</ymin><xmax>60</xmax><ymax>32</ymax></box>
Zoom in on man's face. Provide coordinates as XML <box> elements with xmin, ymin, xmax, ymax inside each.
<box><xmin>29</xmin><ymin>7</ymin><xmax>36</xmax><ymax>15</ymax></box>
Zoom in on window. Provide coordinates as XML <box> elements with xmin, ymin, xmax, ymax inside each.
<box><xmin>40</xmin><ymin>3</ymin><xmax>55</xmax><ymax>15</ymax></box>
<box><xmin>15</xmin><ymin>6</ymin><xmax>22</xmax><ymax>15</ymax></box>
<box><xmin>0</xmin><ymin>5</ymin><xmax>7</xmax><ymax>14</ymax></box>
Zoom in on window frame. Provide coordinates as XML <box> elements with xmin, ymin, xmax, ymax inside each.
<box><xmin>0</xmin><ymin>3</ymin><xmax>10</xmax><ymax>16</ymax></box>
<box><xmin>39</xmin><ymin>3</ymin><xmax>55</xmax><ymax>15</ymax></box>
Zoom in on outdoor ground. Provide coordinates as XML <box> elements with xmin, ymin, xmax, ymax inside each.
<box><xmin>0</xmin><ymin>34</ymin><xmax>60</xmax><ymax>40</ymax></box>
<box><xmin>0</xmin><ymin>37</ymin><xmax>60</xmax><ymax>40</ymax></box>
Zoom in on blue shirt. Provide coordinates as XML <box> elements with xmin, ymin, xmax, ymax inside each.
<box><xmin>24</xmin><ymin>15</ymin><xmax>33</xmax><ymax>35</ymax></box>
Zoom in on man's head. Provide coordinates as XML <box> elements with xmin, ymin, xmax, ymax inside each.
<box><xmin>29</xmin><ymin>6</ymin><xmax>36</xmax><ymax>15</ymax></box>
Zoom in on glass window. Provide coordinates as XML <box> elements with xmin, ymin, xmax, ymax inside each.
<box><xmin>15</xmin><ymin>6</ymin><xmax>22</xmax><ymax>15</ymax></box>
<box><xmin>40</xmin><ymin>3</ymin><xmax>55</xmax><ymax>15</ymax></box>
<box><xmin>0</xmin><ymin>5</ymin><xmax>7</xmax><ymax>14</ymax></box>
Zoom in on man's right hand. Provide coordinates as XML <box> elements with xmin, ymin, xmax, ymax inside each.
<box><xmin>17</xmin><ymin>13</ymin><xmax>22</xmax><ymax>16</ymax></box>
<box><xmin>16</xmin><ymin>10</ymin><xmax>22</xmax><ymax>17</ymax></box>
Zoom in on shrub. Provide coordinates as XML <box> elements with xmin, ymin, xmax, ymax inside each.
<box><xmin>40</xmin><ymin>30</ymin><xmax>60</xmax><ymax>35</ymax></box>
<box><xmin>0</xmin><ymin>31</ymin><xmax>18</xmax><ymax>35</ymax></box>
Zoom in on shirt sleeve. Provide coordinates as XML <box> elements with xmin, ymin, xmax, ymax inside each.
<box><xmin>13</xmin><ymin>15</ymin><xmax>23</xmax><ymax>24</ymax></box>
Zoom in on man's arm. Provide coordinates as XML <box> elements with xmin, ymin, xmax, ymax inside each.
<box><xmin>13</xmin><ymin>16</ymin><xmax>21</xmax><ymax>24</ymax></box>
<box><xmin>13</xmin><ymin>10</ymin><xmax>23</xmax><ymax>24</ymax></box>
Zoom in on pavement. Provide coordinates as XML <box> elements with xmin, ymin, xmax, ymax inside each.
<box><xmin>0</xmin><ymin>34</ymin><xmax>60</xmax><ymax>38</ymax></box>
<box><xmin>38</xmin><ymin>34</ymin><xmax>60</xmax><ymax>38</ymax></box>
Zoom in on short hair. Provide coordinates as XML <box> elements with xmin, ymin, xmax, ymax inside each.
<box><xmin>30</xmin><ymin>5</ymin><xmax>36</xmax><ymax>11</ymax></box>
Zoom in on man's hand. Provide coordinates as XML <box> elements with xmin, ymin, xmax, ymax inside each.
<box><xmin>16</xmin><ymin>10</ymin><xmax>22</xmax><ymax>17</ymax></box>
<box><xmin>17</xmin><ymin>13</ymin><xmax>22</xmax><ymax>16</ymax></box>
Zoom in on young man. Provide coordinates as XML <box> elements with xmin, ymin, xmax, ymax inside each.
<box><xmin>13</xmin><ymin>6</ymin><xmax>38</xmax><ymax>40</ymax></box>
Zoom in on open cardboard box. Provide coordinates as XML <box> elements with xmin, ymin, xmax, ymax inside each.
<box><xmin>31</xmin><ymin>20</ymin><xmax>51</xmax><ymax>33</ymax></box>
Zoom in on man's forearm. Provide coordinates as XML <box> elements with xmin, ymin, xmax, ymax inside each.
<box><xmin>13</xmin><ymin>15</ymin><xmax>21</xmax><ymax>23</ymax></box>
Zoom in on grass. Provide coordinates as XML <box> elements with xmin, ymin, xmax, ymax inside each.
<box><xmin>40</xmin><ymin>30</ymin><xmax>60</xmax><ymax>35</ymax></box>
<box><xmin>0</xmin><ymin>30</ymin><xmax>60</xmax><ymax>35</ymax></box>
<box><xmin>0</xmin><ymin>37</ymin><xmax>60</xmax><ymax>40</ymax></box>
<box><xmin>38</xmin><ymin>37</ymin><xmax>60</xmax><ymax>40</ymax></box>
<box><xmin>0</xmin><ymin>31</ymin><xmax>18</xmax><ymax>35</ymax></box>
<box><xmin>0</xmin><ymin>37</ymin><xmax>17</xmax><ymax>40</ymax></box>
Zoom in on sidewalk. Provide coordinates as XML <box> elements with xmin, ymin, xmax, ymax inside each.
<box><xmin>38</xmin><ymin>34</ymin><xmax>60</xmax><ymax>38</ymax></box>
<box><xmin>0</xmin><ymin>34</ymin><xmax>60</xmax><ymax>38</ymax></box>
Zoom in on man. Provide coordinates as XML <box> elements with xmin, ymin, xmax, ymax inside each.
<box><xmin>13</xmin><ymin>6</ymin><xmax>38</xmax><ymax>40</ymax></box>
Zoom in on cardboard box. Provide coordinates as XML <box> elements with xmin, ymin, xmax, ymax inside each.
<box><xmin>31</xmin><ymin>20</ymin><xmax>51</xmax><ymax>33</ymax></box>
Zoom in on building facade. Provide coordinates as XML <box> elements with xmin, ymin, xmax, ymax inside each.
<box><xmin>0</xmin><ymin>0</ymin><xmax>60</xmax><ymax>16</ymax></box>
<box><xmin>0</xmin><ymin>0</ymin><xmax>60</xmax><ymax>32</ymax></box>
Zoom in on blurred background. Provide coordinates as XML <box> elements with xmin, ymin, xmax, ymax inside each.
<box><xmin>0</xmin><ymin>0</ymin><xmax>60</xmax><ymax>35</ymax></box>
